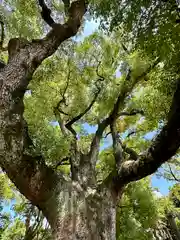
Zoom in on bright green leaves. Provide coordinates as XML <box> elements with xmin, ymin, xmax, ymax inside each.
<box><xmin>1</xmin><ymin>0</ymin><xmax>43</xmax><ymax>40</ymax></box>
<box><xmin>1</xmin><ymin>218</ymin><xmax>25</xmax><ymax>240</ymax></box>
<box><xmin>96</xmin><ymin>148</ymin><xmax>115</xmax><ymax>181</ymax></box>
<box><xmin>117</xmin><ymin>178</ymin><xmax>159</xmax><ymax>240</ymax></box>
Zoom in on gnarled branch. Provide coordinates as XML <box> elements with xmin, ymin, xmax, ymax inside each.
<box><xmin>89</xmin><ymin>58</ymin><xmax>159</xmax><ymax>166</ymax></box>
<box><xmin>113</xmin><ymin>78</ymin><xmax>180</xmax><ymax>189</ymax></box>
<box><xmin>0</xmin><ymin>0</ymin><xmax>87</xmax><ymax>228</ymax></box>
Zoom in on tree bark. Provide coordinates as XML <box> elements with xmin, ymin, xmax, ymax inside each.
<box><xmin>49</xmin><ymin>180</ymin><xmax>117</xmax><ymax>240</ymax></box>
<box><xmin>152</xmin><ymin>220</ymin><xmax>174</xmax><ymax>240</ymax></box>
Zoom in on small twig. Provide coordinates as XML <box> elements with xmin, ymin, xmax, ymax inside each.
<box><xmin>168</xmin><ymin>163</ymin><xmax>180</xmax><ymax>182</ymax></box>
<box><xmin>0</xmin><ymin>20</ymin><xmax>4</xmax><ymax>50</ymax></box>
<box><xmin>0</xmin><ymin>20</ymin><xmax>7</xmax><ymax>52</ymax></box>
<box><xmin>55</xmin><ymin>157</ymin><xmax>70</xmax><ymax>169</ymax></box>
<box><xmin>119</xmin><ymin>109</ymin><xmax>144</xmax><ymax>117</ymax></box>
<box><xmin>103</xmin><ymin>131</ymin><xmax>111</xmax><ymax>138</ymax></box>
<box><xmin>126</xmin><ymin>129</ymin><xmax>143</xmax><ymax>138</ymax></box>
<box><xmin>121</xmin><ymin>43</ymin><xmax>129</xmax><ymax>53</ymax></box>
<box><xmin>54</xmin><ymin>65</ymin><xmax>72</xmax><ymax>135</ymax></box>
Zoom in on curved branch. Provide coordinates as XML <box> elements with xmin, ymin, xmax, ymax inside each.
<box><xmin>0</xmin><ymin>20</ymin><xmax>5</xmax><ymax>49</ymax></box>
<box><xmin>65</xmin><ymin>87</ymin><xmax>101</xmax><ymax>137</ymax></box>
<box><xmin>114</xmin><ymin>78</ymin><xmax>180</xmax><ymax>188</ymax></box>
<box><xmin>167</xmin><ymin>163</ymin><xmax>180</xmax><ymax>182</ymax></box>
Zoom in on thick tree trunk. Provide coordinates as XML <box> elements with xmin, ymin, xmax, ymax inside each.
<box><xmin>45</xmin><ymin>180</ymin><xmax>117</xmax><ymax>240</ymax></box>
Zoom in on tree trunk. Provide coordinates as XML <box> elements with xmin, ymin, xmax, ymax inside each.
<box><xmin>152</xmin><ymin>220</ymin><xmax>174</xmax><ymax>240</ymax></box>
<box><xmin>45</xmin><ymin>180</ymin><xmax>117</xmax><ymax>240</ymax></box>
<box><xmin>166</xmin><ymin>212</ymin><xmax>180</xmax><ymax>240</ymax></box>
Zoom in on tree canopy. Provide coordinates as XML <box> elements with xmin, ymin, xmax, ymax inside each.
<box><xmin>1</xmin><ymin>0</ymin><xmax>180</xmax><ymax>239</ymax></box>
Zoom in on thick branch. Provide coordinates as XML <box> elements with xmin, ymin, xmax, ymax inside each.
<box><xmin>0</xmin><ymin>0</ymin><xmax>87</xmax><ymax>226</ymax></box>
<box><xmin>110</xmin><ymin>122</ymin><xmax>123</xmax><ymax>169</ymax></box>
<box><xmin>0</xmin><ymin>20</ymin><xmax>5</xmax><ymax>50</ymax></box>
<box><xmin>122</xmin><ymin>145</ymin><xmax>138</xmax><ymax>160</ymax></box>
<box><xmin>114</xmin><ymin>78</ymin><xmax>180</xmax><ymax>188</ymax></box>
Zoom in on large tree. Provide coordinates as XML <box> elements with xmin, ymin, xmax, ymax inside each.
<box><xmin>1</xmin><ymin>0</ymin><xmax>180</xmax><ymax>239</ymax></box>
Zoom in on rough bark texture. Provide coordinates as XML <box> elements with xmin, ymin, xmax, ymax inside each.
<box><xmin>1</xmin><ymin>1</ymin><xmax>180</xmax><ymax>239</ymax></box>
<box><xmin>153</xmin><ymin>220</ymin><xmax>174</xmax><ymax>240</ymax></box>
<box><xmin>50</xmin><ymin>180</ymin><xmax>117</xmax><ymax>240</ymax></box>
<box><xmin>152</xmin><ymin>213</ymin><xmax>180</xmax><ymax>240</ymax></box>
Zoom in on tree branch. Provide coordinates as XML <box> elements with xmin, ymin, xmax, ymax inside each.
<box><xmin>89</xmin><ymin>58</ymin><xmax>159</xmax><ymax>166</ymax></box>
<box><xmin>38</xmin><ymin>0</ymin><xmax>56</xmax><ymax>27</ymax></box>
<box><xmin>0</xmin><ymin>20</ymin><xmax>5</xmax><ymax>50</ymax></box>
<box><xmin>65</xmin><ymin>85</ymin><xmax>101</xmax><ymax>137</ymax></box>
<box><xmin>113</xmin><ymin>78</ymin><xmax>180</xmax><ymax>189</ymax></box>
<box><xmin>54</xmin><ymin>157</ymin><xmax>70</xmax><ymax>169</ymax></box>
<box><xmin>54</xmin><ymin>65</ymin><xmax>71</xmax><ymax>136</ymax></box>
<box><xmin>167</xmin><ymin>163</ymin><xmax>180</xmax><ymax>182</ymax></box>
<box><xmin>110</xmin><ymin>122</ymin><xmax>123</xmax><ymax>169</ymax></box>
<box><xmin>0</xmin><ymin>0</ymin><xmax>87</xmax><ymax>227</ymax></box>
<box><xmin>119</xmin><ymin>109</ymin><xmax>144</xmax><ymax>116</ymax></box>
<box><xmin>122</xmin><ymin>144</ymin><xmax>138</xmax><ymax>160</ymax></box>
<box><xmin>96</xmin><ymin>60</ymin><xmax>105</xmax><ymax>81</ymax></box>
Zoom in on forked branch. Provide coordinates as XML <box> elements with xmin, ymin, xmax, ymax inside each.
<box><xmin>89</xmin><ymin>58</ymin><xmax>159</xmax><ymax>164</ymax></box>
<box><xmin>114</xmin><ymin>78</ymin><xmax>180</xmax><ymax>189</ymax></box>
<box><xmin>65</xmin><ymin>86</ymin><xmax>101</xmax><ymax>137</ymax></box>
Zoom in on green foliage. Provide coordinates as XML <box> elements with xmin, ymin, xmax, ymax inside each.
<box><xmin>1</xmin><ymin>219</ymin><xmax>25</xmax><ymax>240</ymax></box>
<box><xmin>1</xmin><ymin>0</ymin><xmax>180</xmax><ymax>238</ymax></box>
<box><xmin>117</xmin><ymin>178</ymin><xmax>160</xmax><ymax>239</ymax></box>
